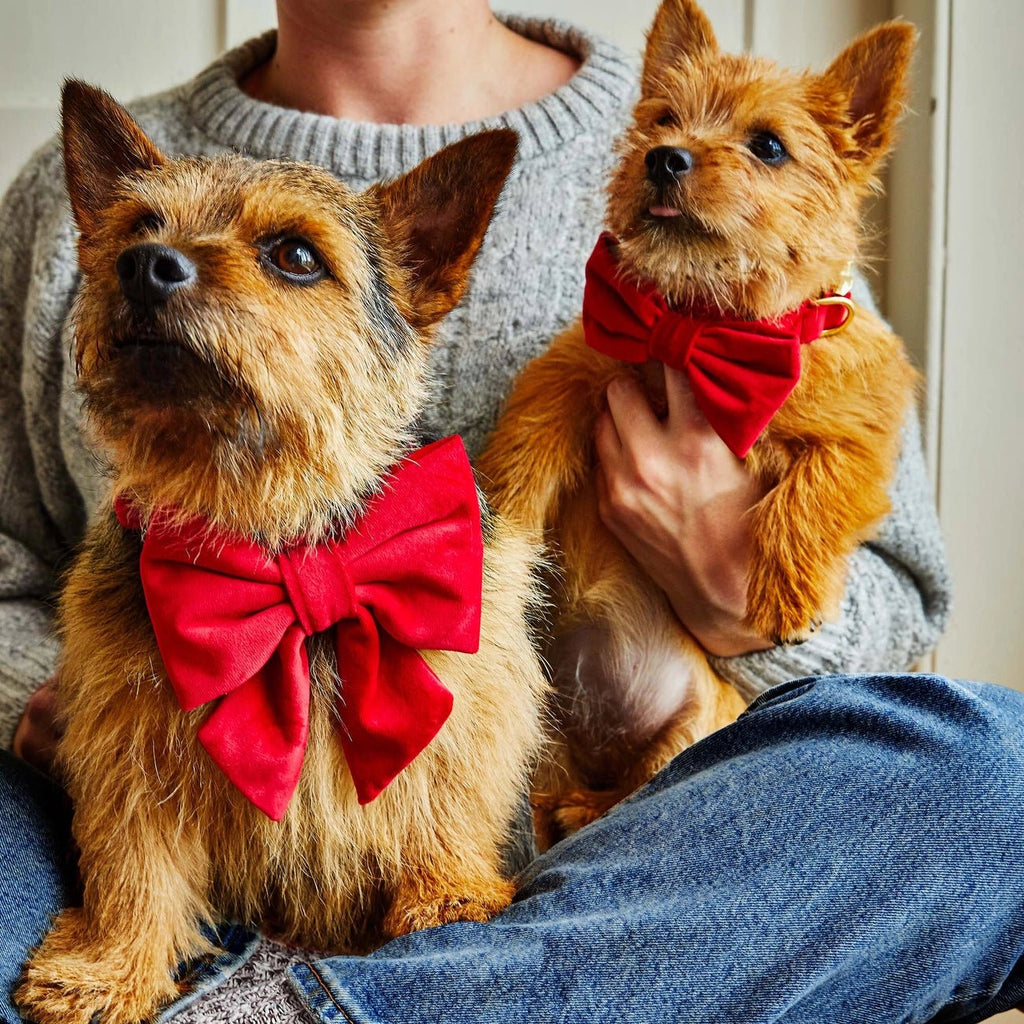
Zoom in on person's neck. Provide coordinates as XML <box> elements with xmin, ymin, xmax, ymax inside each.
<box><xmin>243</xmin><ymin>0</ymin><xmax>580</xmax><ymax>125</ymax></box>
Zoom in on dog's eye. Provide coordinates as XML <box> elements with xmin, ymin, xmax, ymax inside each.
<box><xmin>133</xmin><ymin>211</ymin><xmax>164</xmax><ymax>235</ymax></box>
<box><xmin>748</xmin><ymin>130</ymin><xmax>789</xmax><ymax>166</ymax></box>
<box><xmin>265</xmin><ymin>238</ymin><xmax>325</xmax><ymax>283</ymax></box>
<box><xmin>656</xmin><ymin>111</ymin><xmax>678</xmax><ymax>128</ymax></box>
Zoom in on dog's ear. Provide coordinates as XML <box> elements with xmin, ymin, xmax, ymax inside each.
<box><xmin>819</xmin><ymin>22</ymin><xmax>916</xmax><ymax>166</ymax></box>
<box><xmin>374</xmin><ymin>129</ymin><xmax>518</xmax><ymax>329</ymax></box>
<box><xmin>641</xmin><ymin>0</ymin><xmax>719</xmax><ymax>97</ymax></box>
<box><xmin>61</xmin><ymin>79</ymin><xmax>165</xmax><ymax>234</ymax></box>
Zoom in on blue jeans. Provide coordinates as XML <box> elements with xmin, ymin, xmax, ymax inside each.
<box><xmin>0</xmin><ymin>755</ymin><xmax>73</xmax><ymax>1023</ymax></box>
<box><xmin>5</xmin><ymin>674</ymin><xmax>1024</xmax><ymax>1023</ymax></box>
<box><xmin>0</xmin><ymin>753</ymin><xmax>257</xmax><ymax>1024</ymax></box>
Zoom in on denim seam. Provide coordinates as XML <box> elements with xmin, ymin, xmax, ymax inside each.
<box><xmin>306</xmin><ymin>962</ymin><xmax>358</xmax><ymax>1023</ymax></box>
<box><xmin>288</xmin><ymin>962</ymin><xmax>361</xmax><ymax>1024</ymax></box>
<box><xmin>741</xmin><ymin>679</ymin><xmax>816</xmax><ymax>717</ymax></box>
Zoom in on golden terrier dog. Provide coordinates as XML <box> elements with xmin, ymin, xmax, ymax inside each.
<box><xmin>479</xmin><ymin>0</ymin><xmax>918</xmax><ymax>845</ymax></box>
<box><xmin>16</xmin><ymin>82</ymin><xmax>547</xmax><ymax>1024</ymax></box>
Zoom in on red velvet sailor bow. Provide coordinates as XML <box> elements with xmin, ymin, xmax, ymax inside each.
<box><xmin>582</xmin><ymin>232</ymin><xmax>853</xmax><ymax>458</ymax></box>
<box><xmin>114</xmin><ymin>436</ymin><xmax>484</xmax><ymax>821</ymax></box>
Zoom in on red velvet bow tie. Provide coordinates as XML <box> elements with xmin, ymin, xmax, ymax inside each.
<box><xmin>115</xmin><ymin>435</ymin><xmax>484</xmax><ymax>821</ymax></box>
<box><xmin>582</xmin><ymin>232</ymin><xmax>853</xmax><ymax>458</ymax></box>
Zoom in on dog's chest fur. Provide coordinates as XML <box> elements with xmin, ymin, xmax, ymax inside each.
<box><xmin>56</xmin><ymin>511</ymin><xmax>544</xmax><ymax>951</ymax></box>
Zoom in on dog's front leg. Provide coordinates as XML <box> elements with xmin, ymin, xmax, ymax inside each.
<box><xmin>16</xmin><ymin>792</ymin><xmax>212</xmax><ymax>1024</ymax></box>
<box><xmin>744</xmin><ymin>443</ymin><xmax>892</xmax><ymax>645</ymax></box>
<box><xmin>478</xmin><ymin>323</ymin><xmax>623</xmax><ymax>536</ymax></box>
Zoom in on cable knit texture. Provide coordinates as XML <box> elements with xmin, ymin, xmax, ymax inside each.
<box><xmin>0</xmin><ymin>19</ymin><xmax>950</xmax><ymax>1023</ymax></box>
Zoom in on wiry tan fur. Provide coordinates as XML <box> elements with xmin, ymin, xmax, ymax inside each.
<box><xmin>478</xmin><ymin>0</ymin><xmax>917</xmax><ymax>846</ymax></box>
<box><xmin>16</xmin><ymin>82</ymin><xmax>547</xmax><ymax>1024</ymax></box>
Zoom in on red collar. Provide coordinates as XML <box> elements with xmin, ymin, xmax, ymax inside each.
<box><xmin>581</xmin><ymin>233</ymin><xmax>854</xmax><ymax>457</ymax></box>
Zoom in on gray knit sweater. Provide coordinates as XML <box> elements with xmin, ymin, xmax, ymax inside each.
<box><xmin>0</xmin><ymin>20</ymin><xmax>950</xmax><ymax>1022</ymax></box>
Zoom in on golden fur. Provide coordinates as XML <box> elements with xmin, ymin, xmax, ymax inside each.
<box><xmin>478</xmin><ymin>0</ymin><xmax>918</xmax><ymax>845</ymax></box>
<box><xmin>16</xmin><ymin>82</ymin><xmax>547</xmax><ymax>1024</ymax></box>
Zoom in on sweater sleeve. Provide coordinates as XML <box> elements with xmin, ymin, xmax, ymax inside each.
<box><xmin>708</xmin><ymin>276</ymin><xmax>952</xmax><ymax>701</ymax></box>
<box><xmin>0</xmin><ymin>156</ymin><xmax>67</xmax><ymax>747</ymax></box>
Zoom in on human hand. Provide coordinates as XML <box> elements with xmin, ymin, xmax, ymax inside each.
<box><xmin>594</xmin><ymin>367</ymin><xmax>774</xmax><ymax>658</ymax></box>
<box><xmin>12</xmin><ymin>676</ymin><xmax>63</xmax><ymax>775</ymax></box>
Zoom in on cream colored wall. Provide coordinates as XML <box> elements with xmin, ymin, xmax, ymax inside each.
<box><xmin>0</xmin><ymin>0</ymin><xmax>221</xmax><ymax>189</ymax></box>
<box><xmin>2</xmin><ymin>0</ymin><xmax>1022</xmax><ymax>692</ymax></box>
<box><xmin>888</xmin><ymin>0</ymin><xmax>947</xmax><ymax>465</ymax></box>
<box><xmin>927</xmin><ymin>1</ymin><xmax>1024</xmax><ymax>690</ymax></box>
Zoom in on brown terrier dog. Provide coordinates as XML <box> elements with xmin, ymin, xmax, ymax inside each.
<box><xmin>479</xmin><ymin>0</ymin><xmax>917</xmax><ymax>845</ymax></box>
<box><xmin>16</xmin><ymin>82</ymin><xmax>546</xmax><ymax>1024</ymax></box>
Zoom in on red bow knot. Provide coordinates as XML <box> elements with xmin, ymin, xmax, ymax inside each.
<box><xmin>115</xmin><ymin>436</ymin><xmax>484</xmax><ymax>821</ymax></box>
<box><xmin>582</xmin><ymin>232</ymin><xmax>852</xmax><ymax>458</ymax></box>
<box><xmin>277</xmin><ymin>544</ymin><xmax>359</xmax><ymax>635</ymax></box>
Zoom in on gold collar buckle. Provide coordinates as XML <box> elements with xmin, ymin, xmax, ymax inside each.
<box><xmin>814</xmin><ymin>294</ymin><xmax>856</xmax><ymax>336</ymax></box>
<box><xmin>814</xmin><ymin>262</ymin><xmax>856</xmax><ymax>337</ymax></box>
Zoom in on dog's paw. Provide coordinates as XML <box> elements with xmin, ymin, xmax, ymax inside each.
<box><xmin>766</xmin><ymin>618</ymin><xmax>823</xmax><ymax>647</ymax></box>
<box><xmin>16</xmin><ymin>963</ymin><xmax>176</xmax><ymax>1024</ymax></box>
<box><xmin>16</xmin><ymin>909</ymin><xmax>178</xmax><ymax>1024</ymax></box>
<box><xmin>533</xmin><ymin>787</ymin><xmax>623</xmax><ymax>849</ymax></box>
<box><xmin>16</xmin><ymin>968</ymin><xmax>116</xmax><ymax>1024</ymax></box>
<box><xmin>384</xmin><ymin>877</ymin><xmax>515</xmax><ymax>936</ymax></box>
<box><xmin>745</xmin><ymin>589</ymin><xmax>824</xmax><ymax>647</ymax></box>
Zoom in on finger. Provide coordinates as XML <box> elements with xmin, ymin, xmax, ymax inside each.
<box><xmin>12</xmin><ymin>714</ymin><xmax>57</xmax><ymax>768</ymax></box>
<box><xmin>13</xmin><ymin>680</ymin><xmax>63</xmax><ymax>759</ymax></box>
<box><xmin>594</xmin><ymin>407</ymin><xmax>622</xmax><ymax>467</ymax></box>
<box><xmin>605</xmin><ymin>375</ymin><xmax>662</xmax><ymax>452</ymax></box>
<box><xmin>21</xmin><ymin>734</ymin><xmax>59</xmax><ymax>776</ymax></box>
<box><xmin>663</xmin><ymin>365</ymin><xmax>711</xmax><ymax>433</ymax></box>
<box><xmin>11</xmin><ymin>714</ymin><xmax>29</xmax><ymax>759</ymax></box>
<box><xmin>593</xmin><ymin>464</ymin><xmax>623</xmax><ymax>539</ymax></box>
<box><xmin>27</xmin><ymin>690</ymin><xmax>61</xmax><ymax>740</ymax></box>
<box><xmin>28</xmin><ymin>685</ymin><xmax>59</xmax><ymax>718</ymax></box>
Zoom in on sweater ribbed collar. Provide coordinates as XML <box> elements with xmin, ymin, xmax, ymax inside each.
<box><xmin>184</xmin><ymin>16</ymin><xmax>637</xmax><ymax>179</ymax></box>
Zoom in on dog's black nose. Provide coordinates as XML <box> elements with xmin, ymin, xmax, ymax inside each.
<box><xmin>645</xmin><ymin>146</ymin><xmax>695</xmax><ymax>186</ymax></box>
<box><xmin>116</xmin><ymin>244</ymin><xmax>196</xmax><ymax>306</ymax></box>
